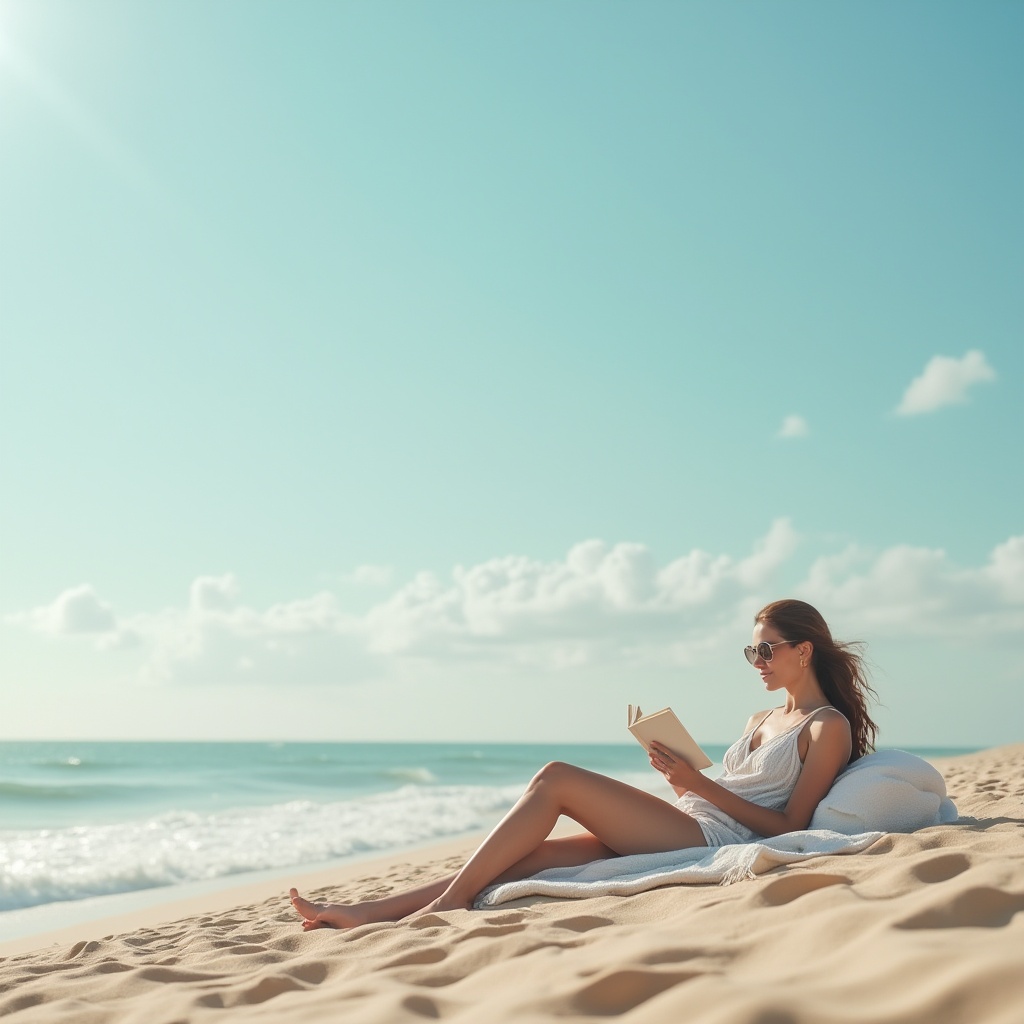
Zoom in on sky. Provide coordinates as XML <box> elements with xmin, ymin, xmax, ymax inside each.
<box><xmin>0</xmin><ymin>0</ymin><xmax>1021</xmax><ymax>748</ymax></box>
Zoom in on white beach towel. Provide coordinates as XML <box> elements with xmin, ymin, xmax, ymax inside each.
<box><xmin>477</xmin><ymin>749</ymin><xmax>958</xmax><ymax>909</ymax></box>
<box><xmin>476</xmin><ymin>829</ymin><xmax>883</xmax><ymax>907</ymax></box>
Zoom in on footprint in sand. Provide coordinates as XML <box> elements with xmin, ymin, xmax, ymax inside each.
<box><xmin>407</xmin><ymin>913</ymin><xmax>455</xmax><ymax>931</ymax></box>
<box><xmin>754</xmin><ymin>872</ymin><xmax>851</xmax><ymax>906</ymax></box>
<box><xmin>895</xmin><ymin>886</ymin><xmax>1024</xmax><ymax>930</ymax></box>
<box><xmin>0</xmin><ymin>992</ymin><xmax>46</xmax><ymax>1015</ymax></box>
<box><xmin>640</xmin><ymin>948</ymin><xmax>704</xmax><ymax>966</ymax></box>
<box><xmin>194</xmin><ymin>992</ymin><xmax>227</xmax><ymax>1009</ymax></box>
<box><xmin>137</xmin><ymin>966</ymin><xmax>224</xmax><ymax>984</ymax></box>
<box><xmin>909</xmin><ymin>852</ymin><xmax>971</xmax><ymax>884</ymax></box>
<box><xmin>482</xmin><ymin>911</ymin><xmax>526</xmax><ymax>925</ymax></box>
<box><xmin>570</xmin><ymin>967</ymin><xmax>698</xmax><ymax>1015</ymax></box>
<box><xmin>400</xmin><ymin>993</ymin><xmax>447</xmax><ymax>1018</ymax></box>
<box><xmin>551</xmin><ymin>914</ymin><xmax>613</xmax><ymax>933</ymax></box>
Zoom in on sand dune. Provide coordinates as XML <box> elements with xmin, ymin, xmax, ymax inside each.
<box><xmin>1</xmin><ymin>745</ymin><xmax>1022</xmax><ymax>1023</ymax></box>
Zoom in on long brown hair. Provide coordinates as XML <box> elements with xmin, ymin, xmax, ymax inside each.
<box><xmin>755</xmin><ymin>599</ymin><xmax>879</xmax><ymax>761</ymax></box>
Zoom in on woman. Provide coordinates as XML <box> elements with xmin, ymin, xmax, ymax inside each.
<box><xmin>290</xmin><ymin>598</ymin><xmax>877</xmax><ymax>929</ymax></box>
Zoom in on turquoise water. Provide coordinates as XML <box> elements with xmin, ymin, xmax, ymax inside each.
<box><xmin>0</xmin><ymin>740</ymin><xmax>973</xmax><ymax>916</ymax></box>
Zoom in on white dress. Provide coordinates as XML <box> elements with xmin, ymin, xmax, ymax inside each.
<box><xmin>675</xmin><ymin>706</ymin><xmax>841</xmax><ymax>847</ymax></box>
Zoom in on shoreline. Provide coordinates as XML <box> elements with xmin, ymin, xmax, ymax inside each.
<box><xmin>0</xmin><ymin>832</ymin><xmax>483</xmax><ymax>959</ymax></box>
<box><xmin>0</xmin><ymin>816</ymin><xmax>586</xmax><ymax>959</ymax></box>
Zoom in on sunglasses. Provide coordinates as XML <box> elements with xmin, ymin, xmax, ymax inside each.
<box><xmin>743</xmin><ymin>640</ymin><xmax>797</xmax><ymax>665</ymax></box>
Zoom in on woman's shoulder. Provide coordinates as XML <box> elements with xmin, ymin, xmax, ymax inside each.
<box><xmin>808</xmin><ymin>706</ymin><xmax>851</xmax><ymax>730</ymax></box>
<box><xmin>802</xmin><ymin>707</ymin><xmax>853</xmax><ymax>759</ymax></box>
<box><xmin>800</xmin><ymin>706</ymin><xmax>851</xmax><ymax>737</ymax></box>
<box><xmin>743</xmin><ymin>708</ymin><xmax>776</xmax><ymax>732</ymax></box>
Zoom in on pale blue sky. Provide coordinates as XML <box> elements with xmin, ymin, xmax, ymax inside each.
<box><xmin>1</xmin><ymin>1</ymin><xmax>1021</xmax><ymax>747</ymax></box>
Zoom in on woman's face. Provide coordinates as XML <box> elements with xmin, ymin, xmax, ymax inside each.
<box><xmin>750</xmin><ymin>620</ymin><xmax>803</xmax><ymax>692</ymax></box>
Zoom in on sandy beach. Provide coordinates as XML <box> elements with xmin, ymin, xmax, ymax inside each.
<box><xmin>1</xmin><ymin>745</ymin><xmax>1021</xmax><ymax>1023</ymax></box>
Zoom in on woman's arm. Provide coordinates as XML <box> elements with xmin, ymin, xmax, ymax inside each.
<box><xmin>651</xmin><ymin>712</ymin><xmax>852</xmax><ymax>837</ymax></box>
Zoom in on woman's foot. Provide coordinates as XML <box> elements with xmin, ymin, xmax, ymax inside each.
<box><xmin>289</xmin><ymin>888</ymin><xmax>376</xmax><ymax>930</ymax></box>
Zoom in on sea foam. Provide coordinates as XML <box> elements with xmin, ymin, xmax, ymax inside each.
<box><xmin>0</xmin><ymin>782</ymin><xmax>522</xmax><ymax>912</ymax></box>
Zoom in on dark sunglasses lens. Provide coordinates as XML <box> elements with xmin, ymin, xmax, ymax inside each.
<box><xmin>758</xmin><ymin>642</ymin><xmax>774</xmax><ymax>661</ymax></box>
<box><xmin>743</xmin><ymin>646</ymin><xmax>757</xmax><ymax>665</ymax></box>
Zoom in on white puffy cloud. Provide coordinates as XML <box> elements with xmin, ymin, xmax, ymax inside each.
<box><xmin>734</xmin><ymin>518</ymin><xmax>799</xmax><ymax>589</ymax></box>
<box><xmin>8</xmin><ymin>524</ymin><xmax>1022</xmax><ymax>684</ymax></box>
<box><xmin>5</xmin><ymin>575</ymin><xmax>369</xmax><ymax>684</ymax></box>
<box><xmin>777</xmin><ymin>414</ymin><xmax>809</xmax><ymax>438</ymax></box>
<box><xmin>190</xmin><ymin>574</ymin><xmax>238</xmax><ymax>612</ymax></box>
<box><xmin>895</xmin><ymin>350</ymin><xmax>996</xmax><ymax>415</ymax></box>
<box><xmin>133</xmin><ymin>586</ymin><xmax>367</xmax><ymax>685</ymax></box>
<box><xmin>13</xmin><ymin>585</ymin><xmax>117</xmax><ymax>635</ymax></box>
<box><xmin>363</xmin><ymin>519</ymin><xmax>799</xmax><ymax>664</ymax></box>
<box><xmin>800</xmin><ymin>535</ymin><xmax>1024</xmax><ymax>636</ymax></box>
<box><xmin>986</xmin><ymin>536</ymin><xmax>1024</xmax><ymax>602</ymax></box>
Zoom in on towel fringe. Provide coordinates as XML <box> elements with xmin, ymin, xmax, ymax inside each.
<box><xmin>720</xmin><ymin>862</ymin><xmax>758</xmax><ymax>885</ymax></box>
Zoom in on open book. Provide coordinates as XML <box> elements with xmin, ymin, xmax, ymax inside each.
<box><xmin>627</xmin><ymin>705</ymin><xmax>713</xmax><ymax>770</ymax></box>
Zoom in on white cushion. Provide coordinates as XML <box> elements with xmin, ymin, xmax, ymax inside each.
<box><xmin>809</xmin><ymin>748</ymin><xmax>959</xmax><ymax>835</ymax></box>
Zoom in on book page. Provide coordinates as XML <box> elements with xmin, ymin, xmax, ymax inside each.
<box><xmin>626</xmin><ymin>706</ymin><xmax>712</xmax><ymax>770</ymax></box>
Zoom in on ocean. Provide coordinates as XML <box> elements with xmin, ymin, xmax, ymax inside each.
<box><xmin>0</xmin><ymin>740</ymin><xmax>973</xmax><ymax>941</ymax></box>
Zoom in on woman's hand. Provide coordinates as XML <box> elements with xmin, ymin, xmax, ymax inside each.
<box><xmin>649</xmin><ymin>742</ymin><xmax>705</xmax><ymax>798</ymax></box>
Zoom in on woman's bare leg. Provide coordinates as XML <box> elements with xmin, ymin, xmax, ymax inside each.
<box><xmin>414</xmin><ymin>762</ymin><xmax>705</xmax><ymax>915</ymax></box>
<box><xmin>290</xmin><ymin>832</ymin><xmax>617</xmax><ymax>930</ymax></box>
<box><xmin>290</xmin><ymin>878</ymin><xmax>451</xmax><ymax>930</ymax></box>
